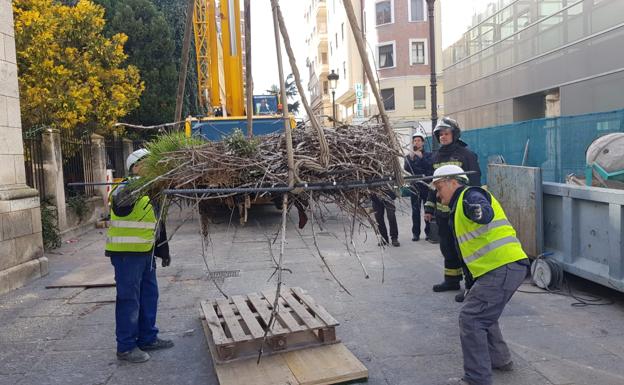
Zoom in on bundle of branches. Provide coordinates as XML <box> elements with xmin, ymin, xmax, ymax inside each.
<box><xmin>130</xmin><ymin>123</ymin><xmax>402</xmax><ymax>235</ymax></box>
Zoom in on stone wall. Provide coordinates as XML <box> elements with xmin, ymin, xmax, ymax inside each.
<box><xmin>0</xmin><ymin>0</ymin><xmax>47</xmax><ymax>295</ymax></box>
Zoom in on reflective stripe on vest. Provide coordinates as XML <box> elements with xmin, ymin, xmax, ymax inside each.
<box><xmin>105</xmin><ymin>191</ymin><xmax>157</xmax><ymax>253</ymax></box>
<box><xmin>110</xmin><ymin>220</ymin><xmax>157</xmax><ymax>230</ymax></box>
<box><xmin>453</xmin><ymin>188</ymin><xmax>527</xmax><ymax>278</ymax></box>
<box><xmin>107</xmin><ymin>236</ymin><xmax>154</xmax><ymax>244</ymax></box>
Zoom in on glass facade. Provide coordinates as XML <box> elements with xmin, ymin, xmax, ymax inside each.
<box><xmin>442</xmin><ymin>0</ymin><xmax>624</xmax><ymax>129</ymax></box>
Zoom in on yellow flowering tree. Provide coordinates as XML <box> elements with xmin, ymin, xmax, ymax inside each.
<box><xmin>13</xmin><ymin>0</ymin><xmax>144</xmax><ymax>135</ymax></box>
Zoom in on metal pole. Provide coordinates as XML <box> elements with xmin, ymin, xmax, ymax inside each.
<box><xmin>175</xmin><ymin>0</ymin><xmax>196</xmax><ymax>123</ymax></box>
<box><xmin>332</xmin><ymin>90</ymin><xmax>336</xmax><ymax>128</ymax></box>
<box><xmin>244</xmin><ymin>0</ymin><xmax>253</xmax><ymax>137</ymax></box>
<box><xmin>426</xmin><ymin>0</ymin><xmax>439</xmax><ymax>150</ymax></box>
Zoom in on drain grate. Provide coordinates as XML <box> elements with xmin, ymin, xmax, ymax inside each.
<box><xmin>208</xmin><ymin>270</ymin><xmax>240</xmax><ymax>279</ymax></box>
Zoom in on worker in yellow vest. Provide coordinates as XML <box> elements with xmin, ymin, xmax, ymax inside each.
<box><xmin>430</xmin><ymin>165</ymin><xmax>529</xmax><ymax>385</ymax></box>
<box><xmin>105</xmin><ymin>149</ymin><xmax>173</xmax><ymax>363</ymax></box>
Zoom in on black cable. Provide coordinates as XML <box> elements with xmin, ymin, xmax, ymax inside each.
<box><xmin>520</xmin><ymin>255</ymin><xmax>613</xmax><ymax>307</ymax></box>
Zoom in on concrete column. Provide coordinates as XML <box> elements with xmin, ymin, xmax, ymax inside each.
<box><xmin>90</xmin><ymin>133</ymin><xmax>107</xmax><ymax>203</ymax></box>
<box><xmin>0</xmin><ymin>0</ymin><xmax>47</xmax><ymax>294</ymax></box>
<box><xmin>122</xmin><ymin>139</ymin><xmax>134</xmax><ymax>177</ymax></box>
<box><xmin>41</xmin><ymin>129</ymin><xmax>67</xmax><ymax>230</ymax></box>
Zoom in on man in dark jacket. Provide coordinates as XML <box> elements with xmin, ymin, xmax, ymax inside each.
<box><xmin>424</xmin><ymin>117</ymin><xmax>481</xmax><ymax>301</ymax></box>
<box><xmin>404</xmin><ymin>132</ymin><xmax>433</xmax><ymax>241</ymax></box>
<box><xmin>105</xmin><ymin>149</ymin><xmax>174</xmax><ymax>363</ymax></box>
<box><xmin>372</xmin><ymin>188</ymin><xmax>400</xmax><ymax>247</ymax></box>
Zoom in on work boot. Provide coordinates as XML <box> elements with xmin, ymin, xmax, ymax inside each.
<box><xmin>446</xmin><ymin>377</ymin><xmax>471</xmax><ymax>385</ymax></box>
<box><xmin>493</xmin><ymin>361</ymin><xmax>514</xmax><ymax>372</ymax></box>
<box><xmin>432</xmin><ymin>280</ymin><xmax>461</xmax><ymax>292</ymax></box>
<box><xmin>117</xmin><ymin>347</ymin><xmax>150</xmax><ymax>363</ymax></box>
<box><xmin>138</xmin><ymin>337</ymin><xmax>174</xmax><ymax>351</ymax></box>
<box><xmin>412</xmin><ymin>235</ymin><xmax>420</xmax><ymax>241</ymax></box>
<box><xmin>391</xmin><ymin>239</ymin><xmax>400</xmax><ymax>247</ymax></box>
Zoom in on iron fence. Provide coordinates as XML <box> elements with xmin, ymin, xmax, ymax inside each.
<box><xmin>23</xmin><ymin>134</ymin><xmax>46</xmax><ymax>201</ymax></box>
<box><xmin>105</xmin><ymin>137</ymin><xmax>126</xmax><ymax>178</ymax></box>
<box><xmin>61</xmin><ymin>132</ymin><xmax>95</xmax><ymax>197</ymax></box>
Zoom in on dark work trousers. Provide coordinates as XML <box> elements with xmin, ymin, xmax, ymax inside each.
<box><xmin>110</xmin><ymin>255</ymin><xmax>159</xmax><ymax>353</ymax></box>
<box><xmin>410</xmin><ymin>191</ymin><xmax>430</xmax><ymax>238</ymax></box>
<box><xmin>372</xmin><ymin>195</ymin><xmax>398</xmax><ymax>243</ymax></box>
<box><xmin>436</xmin><ymin>212</ymin><xmax>463</xmax><ymax>283</ymax></box>
<box><xmin>459</xmin><ymin>260</ymin><xmax>529</xmax><ymax>385</ymax></box>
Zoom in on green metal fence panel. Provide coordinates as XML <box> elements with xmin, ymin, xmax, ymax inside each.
<box><xmin>461</xmin><ymin>109</ymin><xmax>624</xmax><ymax>183</ymax></box>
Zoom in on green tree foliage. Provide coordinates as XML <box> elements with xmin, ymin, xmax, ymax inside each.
<box><xmin>95</xmin><ymin>0</ymin><xmax>178</xmax><ymax>127</ymax></box>
<box><xmin>266</xmin><ymin>74</ymin><xmax>300</xmax><ymax>114</ymax></box>
<box><xmin>13</xmin><ymin>0</ymin><xmax>144</xmax><ymax>135</ymax></box>
<box><xmin>151</xmin><ymin>0</ymin><xmax>200</xmax><ymax>118</ymax></box>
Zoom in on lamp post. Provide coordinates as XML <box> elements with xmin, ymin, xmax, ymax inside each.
<box><xmin>328</xmin><ymin>69</ymin><xmax>339</xmax><ymax>128</ymax></box>
<box><xmin>426</xmin><ymin>0</ymin><xmax>439</xmax><ymax>150</ymax></box>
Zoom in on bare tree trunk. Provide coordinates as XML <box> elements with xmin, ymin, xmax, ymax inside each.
<box><xmin>244</xmin><ymin>0</ymin><xmax>253</xmax><ymax>137</ymax></box>
<box><xmin>270</xmin><ymin>0</ymin><xmax>295</xmax><ymax>186</ymax></box>
<box><xmin>341</xmin><ymin>0</ymin><xmax>403</xmax><ymax>185</ymax></box>
<box><xmin>273</xmin><ymin>1</ymin><xmax>329</xmax><ymax>168</ymax></box>
<box><xmin>174</xmin><ymin>0</ymin><xmax>196</xmax><ymax>123</ymax></box>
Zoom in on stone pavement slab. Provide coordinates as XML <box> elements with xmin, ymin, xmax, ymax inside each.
<box><xmin>1</xmin><ymin>200</ymin><xmax>624</xmax><ymax>385</ymax></box>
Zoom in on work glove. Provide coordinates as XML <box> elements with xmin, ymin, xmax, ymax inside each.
<box><xmin>465</xmin><ymin>202</ymin><xmax>483</xmax><ymax>221</ymax></box>
<box><xmin>159</xmin><ymin>254</ymin><xmax>171</xmax><ymax>267</ymax></box>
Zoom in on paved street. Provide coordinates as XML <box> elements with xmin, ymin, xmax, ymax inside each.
<box><xmin>2</xmin><ymin>200</ymin><xmax>624</xmax><ymax>385</ymax></box>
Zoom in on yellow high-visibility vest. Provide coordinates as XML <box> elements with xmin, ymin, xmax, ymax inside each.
<box><xmin>453</xmin><ymin>187</ymin><xmax>527</xmax><ymax>278</ymax></box>
<box><xmin>105</xmin><ymin>184</ymin><xmax>156</xmax><ymax>253</ymax></box>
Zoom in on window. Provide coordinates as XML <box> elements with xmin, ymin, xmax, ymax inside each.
<box><xmin>330</xmin><ymin>42</ymin><xmax>333</xmax><ymax>55</ymax></box>
<box><xmin>323</xmin><ymin>81</ymin><xmax>329</xmax><ymax>95</ymax></box>
<box><xmin>321</xmin><ymin>52</ymin><xmax>327</xmax><ymax>64</ymax></box>
<box><xmin>376</xmin><ymin>1</ymin><xmax>392</xmax><ymax>25</ymax></box>
<box><xmin>413</xmin><ymin>86</ymin><xmax>426</xmax><ymax>109</ymax></box>
<box><xmin>343</xmin><ymin>61</ymin><xmax>347</xmax><ymax>79</ymax></box>
<box><xmin>341</xmin><ymin>23</ymin><xmax>344</xmax><ymax>40</ymax></box>
<box><xmin>335</xmin><ymin>33</ymin><xmax>338</xmax><ymax>48</ymax></box>
<box><xmin>409</xmin><ymin>39</ymin><xmax>426</xmax><ymax>65</ymax></box>
<box><xmin>409</xmin><ymin>0</ymin><xmax>425</xmax><ymax>22</ymax></box>
<box><xmin>381</xmin><ymin>88</ymin><xmax>395</xmax><ymax>111</ymax></box>
<box><xmin>378</xmin><ymin>42</ymin><xmax>395</xmax><ymax>68</ymax></box>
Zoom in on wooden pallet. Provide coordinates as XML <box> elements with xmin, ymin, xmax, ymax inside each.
<box><xmin>200</xmin><ymin>287</ymin><xmax>339</xmax><ymax>363</ymax></box>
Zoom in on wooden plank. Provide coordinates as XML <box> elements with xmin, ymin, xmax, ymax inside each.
<box><xmin>280</xmin><ymin>290</ymin><xmax>323</xmax><ymax>329</ymax></box>
<box><xmin>291</xmin><ymin>288</ymin><xmax>339</xmax><ymax>327</ymax></box>
<box><xmin>283</xmin><ymin>343</ymin><xmax>368</xmax><ymax>385</ymax></box>
<box><xmin>214</xmin><ymin>351</ymin><xmax>298</xmax><ymax>385</ymax></box>
<box><xmin>217</xmin><ymin>298</ymin><xmax>250</xmax><ymax>342</ymax></box>
<box><xmin>200</xmin><ymin>300</ymin><xmax>231</xmax><ymax>345</ymax></box>
<box><xmin>46</xmin><ymin>263</ymin><xmax>115</xmax><ymax>288</ymax></box>
<box><xmin>231</xmin><ymin>295</ymin><xmax>265</xmax><ymax>339</ymax></box>
<box><xmin>262</xmin><ymin>289</ymin><xmax>304</xmax><ymax>333</ymax></box>
<box><xmin>247</xmin><ymin>292</ymin><xmax>288</xmax><ymax>335</ymax></box>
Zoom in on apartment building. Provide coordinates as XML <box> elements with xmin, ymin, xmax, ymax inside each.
<box><xmin>373</xmin><ymin>0</ymin><xmax>444</xmax><ymax>140</ymax></box>
<box><xmin>305</xmin><ymin>0</ymin><xmax>372</xmax><ymax>124</ymax></box>
<box><xmin>442</xmin><ymin>0</ymin><xmax>624</xmax><ymax>130</ymax></box>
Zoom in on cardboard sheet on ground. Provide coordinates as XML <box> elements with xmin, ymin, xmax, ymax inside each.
<box><xmin>202</xmin><ymin>320</ymin><xmax>367</xmax><ymax>385</ymax></box>
<box><xmin>46</xmin><ymin>262</ymin><xmax>115</xmax><ymax>288</ymax></box>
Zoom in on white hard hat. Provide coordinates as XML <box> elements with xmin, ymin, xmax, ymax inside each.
<box><xmin>431</xmin><ymin>165</ymin><xmax>468</xmax><ymax>188</ymax></box>
<box><xmin>412</xmin><ymin>132</ymin><xmax>426</xmax><ymax>140</ymax></box>
<box><xmin>126</xmin><ymin>148</ymin><xmax>150</xmax><ymax>172</ymax></box>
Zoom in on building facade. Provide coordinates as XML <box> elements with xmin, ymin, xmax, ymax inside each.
<box><xmin>443</xmin><ymin>0</ymin><xmax>624</xmax><ymax>130</ymax></box>
<box><xmin>305</xmin><ymin>0</ymin><xmax>374</xmax><ymax>124</ymax></box>
<box><xmin>373</xmin><ymin>0</ymin><xmax>444</xmax><ymax>145</ymax></box>
<box><xmin>0</xmin><ymin>0</ymin><xmax>47</xmax><ymax>295</ymax></box>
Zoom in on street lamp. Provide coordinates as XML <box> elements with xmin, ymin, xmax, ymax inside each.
<box><xmin>328</xmin><ymin>69</ymin><xmax>339</xmax><ymax>128</ymax></box>
<box><xmin>426</xmin><ymin>0</ymin><xmax>439</xmax><ymax>149</ymax></box>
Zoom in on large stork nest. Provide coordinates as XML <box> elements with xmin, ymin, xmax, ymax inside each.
<box><xmin>134</xmin><ymin>123</ymin><xmax>403</xmax><ymax>223</ymax></box>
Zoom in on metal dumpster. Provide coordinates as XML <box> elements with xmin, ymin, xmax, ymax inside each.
<box><xmin>543</xmin><ymin>182</ymin><xmax>624</xmax><ymax>292</ymax></box>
